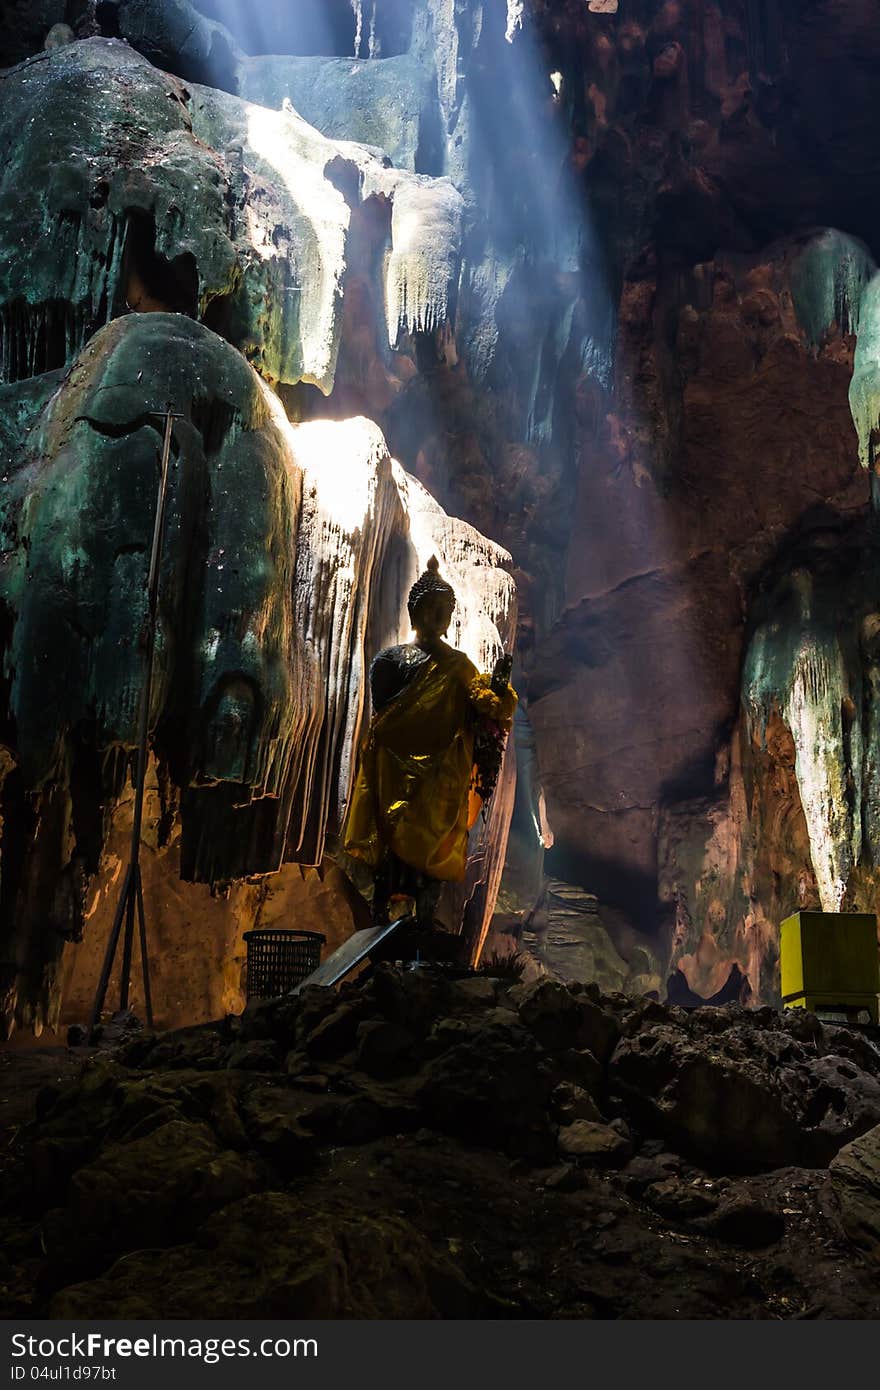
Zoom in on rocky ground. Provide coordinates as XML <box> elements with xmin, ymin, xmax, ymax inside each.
<box><xmin>2</xmin><ymin>970</ymin><xmax>880</xmax><ymax>1319</ymax></box>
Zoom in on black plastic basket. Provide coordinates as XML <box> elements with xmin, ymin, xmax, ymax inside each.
<box><xmin>243</xmin><ymin>929</ymin><xmax>325</xmax><ymax>999</ymax></box>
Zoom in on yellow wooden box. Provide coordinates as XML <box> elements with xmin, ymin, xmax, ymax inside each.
<box><xmin>780</xmin><ymin>911</ymin><xmax>880</xmax><ymax>1024</ymax></box>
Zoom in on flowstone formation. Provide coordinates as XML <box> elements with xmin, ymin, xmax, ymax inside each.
<box><xmin>0</xmin><ymin>36</ymin><xmax>466</xmax><ymax>392</ymax></box>
<box><xmin>0</xmin><ymin>36</ymin><xmax>517</xmax><ymax>1034</ymax></box>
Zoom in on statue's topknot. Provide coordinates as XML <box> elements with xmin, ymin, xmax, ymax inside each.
<box><xmin>407</xmin><ymin>555</ymin><xmax>456</xmax><ymax>621</ymax></box>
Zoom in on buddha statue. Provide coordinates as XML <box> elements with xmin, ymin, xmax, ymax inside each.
<box><xmin>343</xmin><ymin>556</ymin><xmax>517</xmax><ymax>932</ymax></box>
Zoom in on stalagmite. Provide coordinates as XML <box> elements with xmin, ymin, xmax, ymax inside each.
<box><xmin>743</xmin><ymin>574</ymin><xmax>862</xmax><ymax>913</ymax></box>
<box><xmin>783</xmin><ymin>638</ymin><xmax>860</xmax><ymax>911</ymax></box>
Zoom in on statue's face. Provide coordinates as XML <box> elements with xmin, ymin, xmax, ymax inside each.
<box><xmin>413</xmin><ymin>591</ymin><xmax>455</xmax><ymax>641</ymax></box>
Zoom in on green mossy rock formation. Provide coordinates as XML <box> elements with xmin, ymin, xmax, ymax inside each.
<box><xmin>0</xmin><ymin>38</ymin><xmax>468</xmax><ymax>393</ymax></box>
<box><xmin>0</xmin><ymin>40</ymin><xmax>236</xmax><ymax>379</ymax></box>
<box><xmin>0</xmin><ymin>307</ymin><xmax>515</xmax><ymax>1032</ymax></box>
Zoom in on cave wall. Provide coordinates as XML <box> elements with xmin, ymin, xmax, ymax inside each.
<box><xmin>519</xmin><ymin>1</ymin><xmax>880</xmax><ymax>998</ymax></box>
<box><xmin>57</xmin><ymin>763</ymin><xmax>374</xmax><ymax>1033</ymax></box>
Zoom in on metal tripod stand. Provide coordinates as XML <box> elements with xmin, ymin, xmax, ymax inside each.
<box><xmin>88</xmin><ymin>406</ymin><xmax>181</xmax><ymax>1040</ymax></box>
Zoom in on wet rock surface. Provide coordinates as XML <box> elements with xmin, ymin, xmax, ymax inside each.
<box><xmin>2</xmin><ymin>974</ymin><xmax>880</xmax><ymax>1318</ymax></box>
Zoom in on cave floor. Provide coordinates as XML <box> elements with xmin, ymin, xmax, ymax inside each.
<box><xmin>1</xmin><ymin>1107</ymin><xmax>876</xmax><ymax>1319</ymax></box>
<box><xmin>1</xmin><ymin>1026</ymin><xmax>878</xmax><ymax>1320</ymax></box>
<box><xmin>303</xmin><ymin>1136</ymin><xmax>878</xmax><ymax>1319</ymax></box>
<box><xmin>0</xmin><ymin>1045</ymin><xmax>85</xmax><ymax>1157</ymax></box>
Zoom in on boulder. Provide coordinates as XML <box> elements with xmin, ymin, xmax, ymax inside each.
<box><xmin>610</xmin><ymin>1014</ymin><xmax>880</xmax><ymax>1170</ymax></box>
<box><xmin>415</xmin><ymin>1019</ymin><xmax>555</xmax><ymax>1159</ymax></box>
<box><xmin>551</xmin><ymin>1081</ymin><xmax>603</xmax><ymax>1125</ymax></box>
<box><xmin>830</xmin><ymin>1123</ymin><xmax>880</xmax><ymax>1261</ymax></box>
<box><xmin>621</xmin><ymin>1150</ymin><xmax>683</xmax><ymax>1196</ymax></box>
<box><xmin>369</xmin><ymin>966</ymin><xmax>454</xmax><ymax>1036</ymax></box>
<box><xmin>577</xmin><ymin>999</ymin><xmax>622</xmax><ymax>1063</ymax></box>
<box><xmin>355</xmin><ymin>1019</ymin><xmax>417</xmax><ymax>1078</ymax></box>
<box><xmin>304</xmin><ymin>1001</ymin><xmax>369</xmax><ymax>1061</ymax></box>
<box><xmin>174</xmin><ymin>1073</ymin><xmax>250</xmax><ymax>1150</ymax></box>
<box><xmin>542</xmin><ymin>1163</ymin><xmax>586</xmax><ymax>1193</ymax></box>
<box><xmin>29</xmin><ymin>1136</ymin><xmax>96</xmax><ymax>1209</ymax></box>
<box><xmin>30</xmin><ymin>1059</ymin><xmax>130</xmax><ymax>1150</ymax></box>
<box><xmin>447</xmin><ymin>977</ymin><xmax>500</xmax><ymax>1010</ymax></box>
<box><xmin>645</xmin><ymin>1177</ymin><xmax>718</xmax><ymax>1222</ymax></box>
<box><xmin>146</xmin><ymin>1027</ymin><xmax>225</xmax><ymax>1072</ymax></box>
<box><xmin>558</xmin><ymin>1120</ymin><xmax>631</xmax><ymax>1167</ymax></box>
<box><xmin>43</xmin><ymin>1118</ymin><xmax>262</xmax><ymax>1284</ymax></box>
<box><xmin>224</xmin><ymin>1040</ymin><xmax>282</xmax><ymax>1071</ymax></box>
<box><xmin>239</xmin><ymin>1086</ymin><xmax>324</xmax><ymax>1175</ymax></box>
<box><xmin>511</xmin><ymin>978</ymin><xmax>585</xmax><ymax>1052</ymax></box>
<box><xmin>559</xmin><ymin>1048</ymin><xmax>604</xmax><ymax>1096</ymax></box>
<box><xmin>50</xmin><ymin>1191</ymin><xmax>486</xmax><ymax>1318</ymax></box>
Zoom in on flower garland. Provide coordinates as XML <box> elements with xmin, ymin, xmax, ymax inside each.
<box><xmin>468</xmin><ymin>673</ymin><xmax>517</xmax><ymax>807</ymax></box>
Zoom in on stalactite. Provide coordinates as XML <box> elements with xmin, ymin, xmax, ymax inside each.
<box><xmin>743</xmin><ymin>577</ymin><xmax>863</xmax><ymax>915</ymax></box>
<box><xmin>384</xmin><ymin>177</ymin><xmax>463</xmax><ymax>344</ymax></box>
<box><xmin>505</xmin><ymin>1</ymin><xmax>525</xmax><ymax>44</ymax></box>
<box><xmin>368</xmin><ymin>1</ymin><xmax>379</xmax><ymax>59</ymax></box>
<box><xmin>791</xmin><ymin>229</ymin><xmax>876</xmax><ymax>349</ymax></box>
<box><xmin>526</xmin><ymin>299</ymin><xmax>577</xmax><ymax>446</ymax></box>
<box><xmin>351</xmin><ymin>0</ymin><xmax>363</xmax><ymax>58</ymax></box>
<box><xmin>849</xmin><ymin>273</ymin><xmax>880</xmax><ymax>471</ymax></box>
<box><xmin>0</xmin><ymin>300</ymin><xmax>91</xmax><ymax>386</ymax></box>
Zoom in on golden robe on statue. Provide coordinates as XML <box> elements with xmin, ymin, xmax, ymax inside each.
<box><xmin>344</xmin><ymin>641</ymin><xmax>517</xmax><ymax>883</ymax></box>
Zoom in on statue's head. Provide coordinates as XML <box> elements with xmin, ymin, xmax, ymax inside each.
<box><xmin>408</xmin><ymin>555</ymin><xmax>455</xmax><ymax>640</ymax></box>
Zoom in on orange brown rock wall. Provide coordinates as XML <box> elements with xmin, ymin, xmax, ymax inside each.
<box><xmin>529</xmin><ymin>239</ymin><xmax>871</xmax><ymax>998</ymax></box>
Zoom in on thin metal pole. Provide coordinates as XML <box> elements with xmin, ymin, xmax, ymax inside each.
<box><xmin>88</xmin><ymin>407</ymin><xmax>177</xmax><ymax>1039</ymax></box>
<box><xmin>87</xmin><ymin>863</ymin><xmax>131</xmax><ymax>1037</ymax></box>
<box><xmin>119</xmin><ymin>886</ymin><xmax>135</xmax><ymax>1011</ymax></box>
<box><xmin>128</xmin><ymin>406</ymin><xmax>174</xmax><ymax>875</ymax></box>
<box><xmin>135</xmin><ymin>864</ymin><xmax>153</xmax><ymax>1028</ymax></box>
